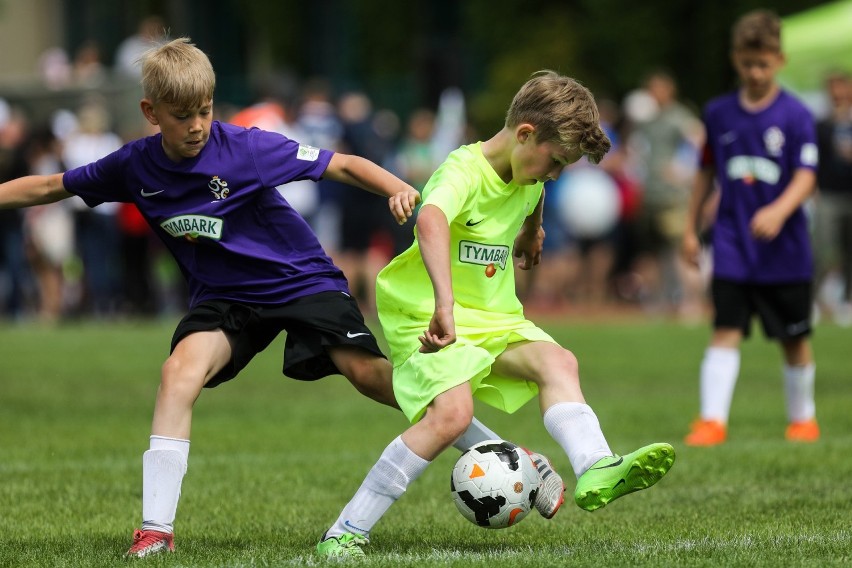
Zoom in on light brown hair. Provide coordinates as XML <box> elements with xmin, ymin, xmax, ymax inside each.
<box><xmin>506</xmin><ymin>70</ymin><xmax>611</xmax><ymax>164</ymax></box>
<box><xmin>731</xmin><ymin>9</ymin><xmax>782</xmax><ymax>53</ymax></box>
<box><xmin>140</xmin><ymin>37</ymin><xmax>215</xmax><ymax>107</ymax></box>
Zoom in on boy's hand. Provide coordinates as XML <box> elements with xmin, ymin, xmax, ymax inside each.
<box><xmin>418</xmin><ymin>306</ymin><xmax>456</xmax><ymax>353</ymax></box>
<box><xmin>750</xmin><ymin>203</ymin><xmax>786</xmax><ymax>241</ymax></box>
<box><xmin>388</xmin><ymin>188</ymin><xmax>421</xmax><ymax>225</ymax></box>
<box><xmin>513</xmin><ymin>225</ymin><xmax>545</xmax><ymax>270</ymax></box>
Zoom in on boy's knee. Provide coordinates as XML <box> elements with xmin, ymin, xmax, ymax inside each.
<box><xmin>539</xmin><ymin>345</ymin><xmax>579</xmax><ymax>379</ymax></box>
<box><xmin>160</xmin><ymin>356</ymin><xmax>205</xmax><ymax>398</ymax></box>
<box><xmin>425</xmin><ymin>401</ymin><xmax>474</xmax><ymax>444</ymax></box>
<box><xmin>555</xmin><ymin>347</ymin><xmax>579</xmax><ymax>374</ymax></box>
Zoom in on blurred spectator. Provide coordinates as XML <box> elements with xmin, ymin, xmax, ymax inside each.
<box><xmin>297</xmin><ymin>78</ymin><xmax>344</xmax><ymax>150</ymax></box>
<box><xmin>388</xmin><ymin>87</ymin><xmax>470</xmax><ymax>257</ymax></box>
<box><xmin>0</xmin><ymin>101</ymin><xmax>33</xmax><ymax>319</ymax></box>
<box><xmin>38</xmin><ymin>47</ymin><xmax>72</xmax><ymax>89</ymax></box>
<box><xmin>122</xmin><ymin>120</ymin><xmax>183</xmax><ymax>316</ymax></box>
<box><xmin>60</xmin><ymin>100</ymin><xmax>124</xmax><ymax>317</ymax></box>
<box><xmin>627</xmin><ymin>69</ymin><xmax>705</xmax><ymax>319</ymax></box>
<box><xmin>114</xmin><ymin>15</ymin><xmax>166</xmax><ymax>78</ymax></box>
<box><xmin>21</xmin><ymin>128</ymin><xmax>72</xmax><ymax>323</ymax></box>
<box><xmin>598</xmin><ymin>98</ymin><xmax>646</xmax><ymax>306</ymax></box>
<box><xmin>297</xmin><ymin>77</ymin><xmax>344</xmax><ymax>251</ymax></box>
<box><xmin>392</xmin><ymin>87</ymin><xmax>469</xmax><ymax>192</ymax></box>
<box><xmin>117</xmin><ymin>202</ymin><xmax>158</xmax><ymax>316</ymax></box>
<box><xmin>430</xmin><ymin>87</ymin><xmax>468</xmax><ymax>165</ymax></box>
<box><xmin>522</xmin><ymin>164</ymin><xmax>621</xmax><ymax>312</ymax></box>
<box><xmin>519</xmin><ymin>99</ymin><xmax>628</xmax><ymax>312</ymax></box>
<box><xmin>71</xmin><ymin>40</ymin><xmax>107</xmax><ymax>87</ymax></box>
<box><xmin>814</xmin><ymin>71</ymin><xmax>852</xmax><ymax>325</ymax></box>
<box><xmin>386</xmin><ymin>108</ymin><xmax>435</xmax><ymax>256</ymax></box>
<box><xmin>392</xmin><ymin>108</ymin><xmax>437</xmax><ymax>192</ymax></box>
<box><xmin>230</xmin><ymin>74</ymin><xmax>320</xmax><ymax>225</ymax></box>
<box><xmin>334</xmin><ymin>90</ymin><xmax>398</xmax><ymax>312</ymax></box>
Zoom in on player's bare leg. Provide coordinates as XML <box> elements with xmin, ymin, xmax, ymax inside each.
<box><xmin>127</xmin><ymin>330</ymin><xmax>232</xmax><ymax>557</ymax></box>
<box><xmin>329</xmin><ymin>346</ymin><xmax>399</xmax><ymax>408</ymax></box>
<box><xmin>494</xmin><ymin>341</ymin><xmax>673</xmax><ymax>512</ymax></box>
<box><xmin>318</xmin><ymin>384</ymin><xmax>470</xmax><ymax>557</ymax></box>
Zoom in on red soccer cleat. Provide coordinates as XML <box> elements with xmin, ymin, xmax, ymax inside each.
<box><xmin>125</xmin><ymin>529</ymin><xmax>174</xmax><ymax>558</ymax></box>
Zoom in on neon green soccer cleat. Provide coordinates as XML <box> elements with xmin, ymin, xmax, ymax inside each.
<box><xmin>574</xmin><ymin>442</ymin><xmax>675</xmax><ymax>512</ymax></box>
<box><xmin>316</xmin><ymin>532</ymin><xmax>368</xmax><ymax>558</ymax></box>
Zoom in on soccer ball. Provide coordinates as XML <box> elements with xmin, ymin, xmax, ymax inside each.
<box><xmin>450</xmin><ymin>439</ymin><xmax>540</xmax><ymax>529</ymax></box>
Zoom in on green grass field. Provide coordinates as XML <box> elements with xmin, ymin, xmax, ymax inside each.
<box><xmin>1</xmin><ymin>317</ymin><xmax>850</xmax><ymax>567</ymax></box>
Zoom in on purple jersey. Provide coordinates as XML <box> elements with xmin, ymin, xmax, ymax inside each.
<box><xmin>701</xmin><ymin>90</ymin><xmax>818</xmax><ymax>283</ymax></box>
<box><xmin>63</xmin><ymin>121</ymin><xmax>350</xmax><ymax>306</ymax></box>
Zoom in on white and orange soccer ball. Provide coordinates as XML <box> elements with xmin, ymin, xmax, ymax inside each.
<box><xmin>450</xmin><ymin>440</ymin><xmax>540</xmax><ymax>529</ymax></box>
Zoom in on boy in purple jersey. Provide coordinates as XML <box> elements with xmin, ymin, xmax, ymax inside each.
<box><xmin>0</xmin><ymin>38</ymin><xmax>563</xmax><ymax>557</ymax></box>
<box><xmin>681</xmin><ymin>10</ymin><xmax>820</xmax><ymax>447</ymax></box>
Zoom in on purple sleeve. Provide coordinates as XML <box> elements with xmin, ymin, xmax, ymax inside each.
<box><xmin>790</xmin><ymin>104</ymin><xmax>818</xmax><ymax>172</ymax></box>
<box><xmin>249</xmin><ymin>128</ymin><xmax>334</xmax><ymax>188</ymax></box>
<box><xmin>62</xmin><ymin>147</ymin><xmax>131</xmax><ymax>207</ymax></box>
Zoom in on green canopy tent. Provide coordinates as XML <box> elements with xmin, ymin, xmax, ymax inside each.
<box><xmin>779</xmin><ymin>0</ymin><xmax>852</xmax><ymax>92</ymax></box>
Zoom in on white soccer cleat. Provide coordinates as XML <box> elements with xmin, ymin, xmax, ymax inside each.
<box><xmin>525</xmin><ymin>449</ymin><xmax>566</xmax><ymax>519</ymax></box>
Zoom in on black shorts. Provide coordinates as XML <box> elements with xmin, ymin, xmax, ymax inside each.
<box><xmin>711</xmin><ymin>278</ymin><xmax>813</xmax><ymax>340</ymax></box>
<box><xmin>171</xmin><ymin>291</ymin><xmax>385</xmax><ymax>388</ymax></box>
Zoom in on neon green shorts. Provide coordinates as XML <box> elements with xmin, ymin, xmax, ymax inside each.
<box><xmin>387</xmin><ymin>322</ymin><xmax>556</xmax><ymax>423</ymax></box>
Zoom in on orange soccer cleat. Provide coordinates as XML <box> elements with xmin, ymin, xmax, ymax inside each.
<box><xmin>684</xmin><ymin>419</ymin><xmax>727</xmax><ymax>447</ymax></box>
<box><xmin>785</xmin><ymin>419</ymin><xmax>820</xmax><ymax>442</ymax></box>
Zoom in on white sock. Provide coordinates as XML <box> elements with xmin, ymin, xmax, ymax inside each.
<box><xmin>783</xmin><ymin>363</ymin><xmax>816</xmax><ymax>422</ymax></box>
<box><xmin>451</xmin><ymin>416</ymin><xmax>500</xmax><ymax>451</ymax></box>
<box><xmin>543</xmin><ymin>402</ymin><xmax>612</xmax><ymax>478</ymax></box>
<box><xmin>327</xmin><ymin>436</ymin><xmax>429</xmax><ymax>539</ymax></box>
<box><xmin>699</xmin><ymin>347</ymin><xmax>740</xmax><ymax>423</ymax></box>
<box><xmin>141</xmin><ymin>435</ymin><xmax>190</xmax><ymax>534</ymax></box>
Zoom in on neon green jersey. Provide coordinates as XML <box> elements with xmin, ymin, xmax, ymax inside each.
<box><xmin>378</xmin><ymin>141</ymin><xmax>542</xmax><ymax>319</ymax></box>
<box><xmin>376</xmin><ymin>142</ymin><xmax>552</xmax><ymax>421</ymax></box>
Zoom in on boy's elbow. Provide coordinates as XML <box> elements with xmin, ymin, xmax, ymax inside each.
<box><xmin>415</xmin><ymin>205</ymin><xmax>446</xmax><ymax>235</ymax></box>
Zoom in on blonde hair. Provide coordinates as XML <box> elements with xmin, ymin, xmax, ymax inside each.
<box><xmin>140</xmin><ymin>37</ymin><xmax>215</xmax><ymax>107</ymax></box>
<box><xmin>731</xmin><ymin>10</ymin><xmax>782</xmax><ymax>53</ymax></box>
<box><xmin>506</xmin><ymin>70</ymin><xmax>611</xmax><ymax>164</ymax></box>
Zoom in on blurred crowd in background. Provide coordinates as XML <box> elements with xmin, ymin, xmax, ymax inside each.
<box><xmin>1</xmin><ymin>20</ymin><xmax>851</xmax><ymax>327</ymax></box>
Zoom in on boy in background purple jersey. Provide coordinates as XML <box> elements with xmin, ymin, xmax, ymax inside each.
<box><xmin>681</xmin><ymin>10</ymin><xmax>820</xmax><ymax>447</ymax></box>
<box><xmin>0</xmin><ymin>38</ymin><xmax>563</xmax><ymax>557</ymax></box>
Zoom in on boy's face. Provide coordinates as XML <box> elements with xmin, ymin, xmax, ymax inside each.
<box><xmin>731</xmin><ymin>49</ymin><xmax>785</xmax><ymax>100</ymax></box>
<box><xmin>512</xmin><ymin>126</ymin><xmax>583</xmax><ymax>186</ymax></box>
<box><xmin>141</xmin><ymin>98</ymin><xmax>213</xmax><ymax>162</ymax></box>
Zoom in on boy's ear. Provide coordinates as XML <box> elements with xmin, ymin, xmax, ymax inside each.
<box><xmin>140</xmin><ymin>99</ymin><xmax>159</xmax><ymax>126</ymax></box>
<box><xmin>516</xmin><ymin>123</ymin><xmax>536</xmax><ymax>144</ymax></box>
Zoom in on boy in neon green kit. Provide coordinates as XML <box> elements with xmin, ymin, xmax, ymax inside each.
<box><xmin>317</xmin><ymin>71</ymin><xmax>675</xmax><ymax>557</ymax></box>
